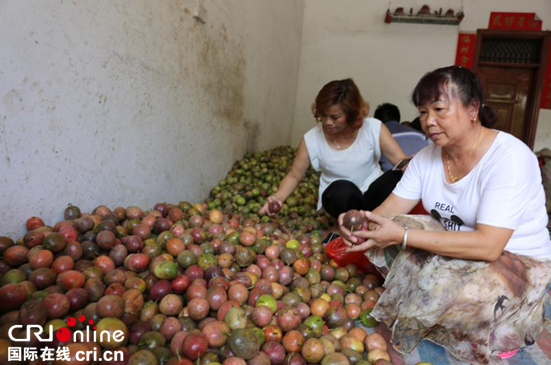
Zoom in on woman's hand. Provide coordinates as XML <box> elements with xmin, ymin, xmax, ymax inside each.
<box><xmin>339</xmin><ymin>211</ymin><xmax>405</xmax><ymax>252</ymax></box>
<box><xmin>259</xmin><ymin>138</ymin><xmax>311</xmax><ymax>217</ymax></box>
<box><xmin>259</xmin><ymin>196</ymin><xmax>283</xmax><ymax>216</ymax></box>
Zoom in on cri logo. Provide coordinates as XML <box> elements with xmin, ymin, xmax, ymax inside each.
<box><xmin>9</xmin><ymin>314</ymin><xmax>95</xmax><ymax>342</ymax></box>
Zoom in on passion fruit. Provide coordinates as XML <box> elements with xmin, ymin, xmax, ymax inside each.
<box><xmin>228</xmin><ymin>328</ymin><xmax>260</xmax><ymax>360</ymax></box>
<box><xmin>301</xmin><ymin>338</ymin><xmax>325</xmax><ymax>363</ymax></box>
<box><xmin>181</xmin><ymin>333</ymin><xmax>209</xmax><ymax>361</ymax></box>
<box><xmin>128</xmin><ymin>350</ymin><xmax>159</xmax><ymax>365</ymax></box>
<box><xmin>153</xmin><ymin>260</ymin><xmax>178</xmax><ymax>280</ymax></box>
<box><xmin>97</xmin><ymin>295</ymin><xmax>125</xmax><ymax>318</ymax></box>
<box><xmin>224</xmin><ymin>307</ymin><xmax>247</xmax><ymax>330</ymax></box>
<box><xmin>342</xmin><ymin>210</ymin><xmax>366</xmax><ymax>232</ymax></box>
<box><xmin>42</xmin><ymin>233</ymin><xmax>67</xmax><ymax>253</ymax></box>
<box><xmin>321</xmin><ymin>353</ymin><xmax>350</xmax><ymax>365</ymax></box>
<box><xmin>138</xmin><ymin>331</ymin><xmax>166</xmax><ymax>351</ymax></box>
<box><xmin>268</xmin><ymin>201</ymin><xmax>281</xmax><ymax>214</ymax></box>
<box><xmin>19</xmin><ymin>299</ymin><xmax>48</xmax><ymax>326</ymax></box>
<box><xmin>96</xmin><ymin>317</ymin><xmax>129</xmax><ymax>349</ymax></box>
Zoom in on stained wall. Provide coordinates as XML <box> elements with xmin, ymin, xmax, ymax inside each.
<box><xmin>0</xmin><ymin>0</ymin><xmax>304</xmax><ymax>237</ymax></box>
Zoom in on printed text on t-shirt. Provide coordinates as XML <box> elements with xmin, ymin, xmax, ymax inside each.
<box><xmin>431</xmin><ymin>204</ymin><xmax>464</xmax><ymax>231</ymax></box>
<box><xmin>434</xmin><ymin>202</ymin><xmax>455</xmax><ymax>214</ymax></box>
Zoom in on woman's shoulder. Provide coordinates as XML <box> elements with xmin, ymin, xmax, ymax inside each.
<box><xmin>495</xmin><ymin>131</ymin><xmax>529</xmax><ymax>148</ymax></box>
<box><xmin>304</xmin><ymin>124</ymin><xmax>323</xmax><ymax>142</ymax></box>
<box><xmin>483</xmin><ymin>131</ymin><xmax>539</xmax><ymax>176</ymax></box>
<box><xmin>359</xmin><ymin>117</ymin><xmax>381</xmax><ymax>137</ymax></box>
<box><xmin>489</xmin><ymin>132</ymin><xmax>536</xmax><ymax>161</ymax></box>
<box><xmin>362</xmin><ymin>117</ymin><xmax>381</xmax><ymax>129</ymax></box>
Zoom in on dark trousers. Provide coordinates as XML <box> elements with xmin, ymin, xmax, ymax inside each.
<box><xmin>321</xmin><ymin>170</ymin><xmax>403</xmax><ymax>218</ymax></box>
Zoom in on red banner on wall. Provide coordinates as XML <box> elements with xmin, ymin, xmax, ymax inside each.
<box><xmin>541</xmin><ymin>42</ymin><xmax>551</xmax><ymax>109</ymax></box>
<box><xmin>488</xmin><ymin>12</ymin><xmax>542</xmax><ymax>31</ymax></box>
<box><xmin>455</xmin><ymin>33</ymin><xmax>476</xmax><ymax>70</ymax></box>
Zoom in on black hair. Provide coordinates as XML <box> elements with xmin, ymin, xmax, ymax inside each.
<box><xmin>411</xmin><ymin>65</ymin><xmax>497</xmax><ymax>127</ymax></box>
<box><xmin>374</xmin><ymin>103</ymin><xmax>401</xmax><ymax>123</ymax></box>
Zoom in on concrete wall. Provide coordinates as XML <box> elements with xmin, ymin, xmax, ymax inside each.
<box><xmin>292</xmin><ymin>0</ymin><xmax>551</xmax><ymax>151</ymax></box>
<box><xmin>0</xmin><ymin>0</ymin><xmax>304</xmax><ymax>238</ymax></box>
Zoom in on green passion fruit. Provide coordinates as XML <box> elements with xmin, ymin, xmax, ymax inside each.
<box><xmin>96</xmin><ymin>317</ymin><xmax>128</xmax><ymax>349</ymax></box>
<box><xmin>228</xmin><ymin>328</ymin><xmax>260</xmax><ymax>360</ymax></box>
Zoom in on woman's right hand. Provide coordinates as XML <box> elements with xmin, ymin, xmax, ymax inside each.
<box><xmin>259</xmin><ymin>196</ymin><xmax>284</xmax><ymax>216</ymax></box>
<box><xmin>338</xmin><ymin>210</ymin><xmax>380</xmax><ymax>246</ymax></box>
<box><xmin>339</xmin><ymin>210</ymin><xmax>405</xmax><ymax>252</ymax></box>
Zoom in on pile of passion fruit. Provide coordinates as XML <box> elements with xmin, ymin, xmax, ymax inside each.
<box><xmin>206</xmin><ymin>146</ymin><xmax>333</xmax><ymax>232</ymax></box>
<box><xmin>0</xmin><ymin>204</ymin><xmax>395</xmax><ymax>365</ymax></box>
<box><xmin>0</xmin><ymin>147</ymin><xmax>411</xmax><ymax>365</ymax></box>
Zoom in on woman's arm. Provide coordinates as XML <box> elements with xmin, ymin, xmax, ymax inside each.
<box><xmin>340</xmin><ymin>191</ymin><xmax>512</xmax><ymax>262</ymax></box>
<box><xmin>346</xmin><ymin>211</ymin><xmax>512</xmax><ymax>262</ymax></box>
<box><xmin>372</xmin><ymin>193</ymin><xmax>418</xmax><ymax>218</ymax></box>
<box><xmin>339</xmin><ymin>193</ymin><xmax>418</xmax><ymax>242</ymax></box>
<box><xmin>259</xmin><ymin>138</ymin><xmax>311</xmax><ymax>215</ymax></box>
<box><xmin>379</xmin><ymin>123</ymin><xmax>408</xmax><ymax>167</ymax></box>
<box><xmin>407</xmin><ymin>223</ymin><xmax>512</xmax><ymax>261</ymax></box>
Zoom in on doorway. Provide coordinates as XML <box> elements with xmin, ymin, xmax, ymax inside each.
<box><xmin>473</xmin><ymin>30</ymin><xmax>550</xmax><ymax>148</ymax></box>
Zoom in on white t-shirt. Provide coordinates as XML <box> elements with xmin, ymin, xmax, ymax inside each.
<box><xmin>304</xmin><ymin>118</ymin><xmax>383</xmax><ymax>209</ymax></box>
<box><xmin>394</xmin><ymin>131</ymin><xmax>551</xmax><ymax>260</ymax></box>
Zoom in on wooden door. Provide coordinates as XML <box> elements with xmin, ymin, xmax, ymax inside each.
<box><xmin>476</xmin><ymin>67</ymin><xmax>534</xmax><ymax>141</ymax></box>
<box><xmin>473</xmin><ymin>30</ymin><xmax>550</xmax><ymax>148</ymax></box>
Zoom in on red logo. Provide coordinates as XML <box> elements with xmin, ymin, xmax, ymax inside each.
<box><xmin>55</xmin><ymin>316</ymin><xmax>96</xmax><ymax>342</ymax></box>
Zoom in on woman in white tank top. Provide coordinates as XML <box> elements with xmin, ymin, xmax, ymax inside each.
<box><xmin>259</xmin><ymin>79</ymin><xmax>408</xmax><ymax>218</ymax></box>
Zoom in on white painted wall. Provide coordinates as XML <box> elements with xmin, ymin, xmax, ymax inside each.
<box><xmin>0</xmin><ymin>0</ymin><xmax>304</xmax><ymax>238</ymax></box>
<box><xmin>292</xmin><ymin>0</ymin><xmax>551</xmax><ymax>151</ymax></box>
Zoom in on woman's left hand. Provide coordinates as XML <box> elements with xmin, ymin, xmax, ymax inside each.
<box><xmin>343</xmin><ymin>211</ymin><xmax>406</xmax><ymax>252</ymax></box>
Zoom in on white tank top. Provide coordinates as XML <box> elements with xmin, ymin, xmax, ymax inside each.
<box><xmin>304</xmin><ymin>118</ymin><xmax>383</xmax><ymax>209</ymax></box>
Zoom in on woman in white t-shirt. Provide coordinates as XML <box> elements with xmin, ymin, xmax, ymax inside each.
<box><xmin>339</xmin><ymin>66</ymin><xmax>551</xmax><ymax>364</ymax></box>
<box><xmin>259</xmin><ymin>78</ymin><xmax>408</xmax><ymax>218</ymax></box>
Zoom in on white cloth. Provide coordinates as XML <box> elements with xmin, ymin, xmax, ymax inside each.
<box><xmin>304</xmin><ymin>118</ymin><xmax>383</xmax><ymax>209</ymax></box>
<box><xmin>394</xmin><ymin>131</ymin><xmax>551</xmax><ymax>260</ymax></box>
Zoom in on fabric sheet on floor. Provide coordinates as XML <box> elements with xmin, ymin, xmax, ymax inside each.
<box><xmin>359</xmin><ymin>290</ymin><xmax>551</xmax><ymax>365</ymax></box>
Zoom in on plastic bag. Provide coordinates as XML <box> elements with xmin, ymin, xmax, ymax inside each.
<box><xmin>325</xmin><ymin>236</ymin><xmax>375</xmax><ymax>273</ymax></box>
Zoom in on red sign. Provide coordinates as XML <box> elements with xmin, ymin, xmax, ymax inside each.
<box><xmin>455</xmin><ymin>33</ymin><xmax>476</xmax><ymax>70</ymax></box>
<box><xmin>541</xmin><ymin>42</ymin><xmax>551</xmax><ymax>110</ymax></box>
<box><xmin>489</xmin><ymin>12</ymin><xmax>542</xmax><ymax>31</ymax></box>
